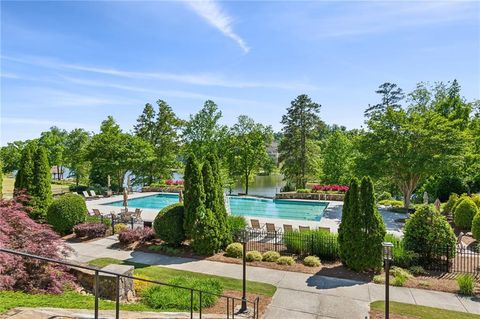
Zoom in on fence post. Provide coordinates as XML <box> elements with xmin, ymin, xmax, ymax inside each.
<box><xmin>111</xmin><ymin>214</ymin><xmax>115</xmax><ymax>234</ymax></box>
<box><xmin>274</xmin><ymin>230</ymin><xmax>278</xmax><ymax>252</ymax></box>
<box><xmin>130</xmin><ymin>216</ymin><xmax>134</xmax><ymax>229</ymax></box>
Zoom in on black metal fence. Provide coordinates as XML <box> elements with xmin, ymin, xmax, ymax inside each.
<box><xmin>0</xmin><ymin>248</ymin><xmax>260</xmax><ymax>319</ymax></box>
<box><xmin>237</xmin><ymin>229</ymin><xmax>340</xmax><ymax>260</ymax></box>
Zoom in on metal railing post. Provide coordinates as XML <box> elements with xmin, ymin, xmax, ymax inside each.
<box><xmin>115</xmin><ymin>274</ymin><xmax>120</xmax><ymax>319</ymax></box>
<box><xmin>199</xmin><ymin>291</ymin><xmax>202</xmax><ymax>319</ymax></box>
<box><xmin>94</xmin><ymin>270</ymin><xmax>99</xmax><ymax>319</ymax></box>
<box><xmin>111</xmin><ymin>214</ymin><xmax>115</xmax><ymax>234</ymax></box>
<box><xmin>130</xmin><ymin>217</ymin><xmax>134</xmax><ymax>229</ymax></box>
<box><xmin>190</xmin><ymin>289</ymin><xmax>193</xmax><ymax>319</ymax></box>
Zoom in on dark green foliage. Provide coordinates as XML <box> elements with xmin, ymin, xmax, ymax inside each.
<box><xmin>365</xmin><ymin>82</ymin><xmax>404</xmax><ymax>116</ymax></box>
<box><xmin>31</xmin><ymin>147</ymin><xmax>53</xmax><ymax>219</ymax></box>
<box><xmin>227</xmin><ymin>215</ymin><xmax>247</xmax><ymax>235</ymax></box>
<box><xmin>191</xmin><ymin>209</ymin><xmax>221</xmax><ymax>255</ymax></box>
<box><xmin>141</xmin><ymin>276</ymin><xmax>223</xmax><ymax>310</ymax></box>
<box><xmin>471</xmin><ymin>213</ymin><xmax>480</xmax><ymax>240</ymax></box>
<box><xmin>384</xmin><ymin>234</ymin><xmax>418</xmax><ymax>268</ymax></box>
<box><xmin>377</xmin><ymin>191</ymin><xmax>392</xmax><ymax>201</ymax></box>
<box><xmin>403</xmin><ymin>205</ymin><xmax>456</xmax><ymax>260</ymax></box>
<box><xmin>470</xmin><ymin>174</ymin><xmax>480</xmax><ymax>193</ymax></box>
<box><xmin>153</xmin><ymin>203</ymin><xmax>185</xmax><ymax>246</ymax></box>
<box><xmin>47</xmin><ymin>193</ymin><xmax>87</xmax><ymax>235</ymax></box>
<box><xmin>14</xmin><ymin>142</ymin><xmax>36</xmax><ymax>193</ymax></box>
<box><xmin>283</xmin><ymin>230</ymin><xmax>339</xmax><ymax>260</ymax></box>
<box><xmin>443</xmin><ymin>193</ymin><xmax>459</xmax><ymax>214</ymax></box>
<box><xmin>183</xmin><ymin>154</ymin><xmax>205</xmax><ymax>238</ymax></box>
<box><xmin>338</xmin><ymin>178</ymin><xmax>361</xmax><ymax>267</ymax></box>
<box><xmin>436</xmin><ymin>176</ymin><xmax>469</xmax><ymax>202</ymax></box>
<box><xmin>454</xmin><ymin>197</ymin><xmax>479</xmax><ymax>230</ymax></box>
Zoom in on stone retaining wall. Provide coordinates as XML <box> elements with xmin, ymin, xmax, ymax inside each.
<box><xmin>275</xmin><ymin>192</ymin><xmax>345</xmax><ymax>201</ymax></box>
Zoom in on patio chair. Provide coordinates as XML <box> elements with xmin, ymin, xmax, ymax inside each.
<box><xmin>318</xmin><ymin>227</ymin><xmax>330</xmax><ymax>233</ymax></box>
<box><xmin>250</xmin><ymin>219</ymin><xmax>265</xmax><ymax>230</ymax></box>
<box><xmin>82</xmin><ymin>191</ymin><xmax>92</xmax><ymax>199</ymax></box>
<box><xmin>266</xmin><ymin>223</ymin><xmax>281</xmax><ymax>233</ymax></box>
<box><xmin>133</xmin><ymin>208</ymin><xmax>142</xmax><ymax>222</ymax></box>
<box><xmin>89</xmin><ymin>190</ymin><xmax>102</xmax><ymax>198</ymax></box>
<box><xmin>299</xmin><ymin>226</ymin><xmax>310</xmax><ymax>233</ymax></box>
<box><xmin>92</xmin><ymin>208</ymin><xmax>102</xmax><ymax>217</ymax></box>
<box><xmin>283</xmin><ymin>224</ymin><xmax>293</xmax><ymax>233</ymax></box>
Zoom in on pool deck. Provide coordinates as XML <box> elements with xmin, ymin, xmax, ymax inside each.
<box><xmin>86</xmin><ymin>192</ymin><xmax>404</xmax><ymax>235</ymax></box>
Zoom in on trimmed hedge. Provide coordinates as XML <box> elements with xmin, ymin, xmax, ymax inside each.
<box><xmin>303</xmin><ymin>256</ymin><xmax>321</xmax><ymax>267</ymax></box>
<box><xmin>46</xmin><ymin>193</ymin><xmax>87</xmax><ymax>235</ymax></box>
<box><xmin>454</xmin><ymin>197</ymin><xmax>479</xmax><ymax>230</ymax></box>
<box><xmin>471</xmin><ymin>213</ymin><xmax>480</xmax><ymax>240</ymax></box>
<box><xmin>262</xmin><ymin>251</ymin><xmax>280</xmax><ymax>262</ymax></box>
<box><xmin>225</xmin><ymin>243</ymin><xmax>243</xmax><ymax>258</ymax></box>
<box><xmin>118</xmin><ymin>227</ymin><xmax>155</xmax><ymax>245</ymax></box>
<box><xmin>153</xmin><ymin>203</ymin><xmax>185</xmax><ymax>246</ymax></box>
<box><xmin>74</xmin><ymin>222</ymin><xmax>107</xmax><ymax>238</ymax></box>
<box><xmin>246</xmin><ymin>251</ymin><xmax>262</xmax><ymax>262</ymax></box>
<box><xmin>276</xmin><ymin>256</ymin><xmax>295</xmax><ymax>265</ymax></box>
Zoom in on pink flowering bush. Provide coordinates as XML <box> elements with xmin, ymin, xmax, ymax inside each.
<box><xmin>311</xmin><ymin>184</ymin><xmax>349</xmax><ymax>193</ymax></box>
<box><xmin>74</xmin><ymin>222</ymin><xmax>107</xmax><ymax>238</ymax></box>
<box><xmin>0</xmin><ymin>194</ymin><xmax>74</xmax><ymax>293</ymax></box>
<box><xmin>118</xmin><ymin>227</ymin><xmax>155</xmax><ymax>245</ymax></box>
<box><xmin>165</xmin><ymin>179</ymin><xmax>184</xmax><ymax>186</ymax></box>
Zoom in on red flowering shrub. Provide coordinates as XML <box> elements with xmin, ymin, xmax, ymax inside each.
<box><xmin>165</xmin><ymin>179</ymin><xmax>184</xmax><ymax>186</ymax></box>
<box><xmin>0</xmin><ymin>195</ymin><xmax>74</xmax><ymax>293</ymax></box>
<box><xmin>118</xmin><ymin>227</ymin><xmax>155</xmax><ymax>245</ymax></box>
<box><xmin>311</xmin><ymin>184</ymin><xmax>349</xmax><ymax>193</ymax></box>
<box><xmin>73</xmin><ymin>222</ymin><xmax>107</xmax><ymax>238</ymax></box>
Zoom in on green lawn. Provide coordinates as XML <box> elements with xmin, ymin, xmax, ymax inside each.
<box><xmin>0</xmin><ymin>258</ymin><xmax>276</xmax><ymax>314</ymax></box>
<box><xmin>2</xmin><ymin>177</ymin><xmax>71</xmax><ymax>199</ymax></box>
<box><xmin>371</xmin><ymin>301</ymin><xmax>480</xmax><ymax>319</ymax></box>
<box><xmin>89</xmin><ymin>257</ymin><xmax>276</xmax><ymax>296</ymax></box>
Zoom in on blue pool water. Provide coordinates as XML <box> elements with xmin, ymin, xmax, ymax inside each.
<box><xmin>104</xmin><ymin>194</ymin><xmax>327</xmax><ymax>221</ymax></box>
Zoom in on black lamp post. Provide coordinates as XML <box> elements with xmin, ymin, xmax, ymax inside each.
<box><xmin>382</xmin><ymin>242</ymin><xmax>393</xmax><ymax>319</ymax></box>
<box><xmin>239</xmin><ymin>229</ymin><xmax>248</xmax><ymax>313</ymax></box>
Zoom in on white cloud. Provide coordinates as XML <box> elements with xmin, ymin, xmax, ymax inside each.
<box><xmin>186</xmin><ymin>0</ymin><xmax>250</xmax><ymax>53</ymax></box>
<box><xmin>1</xmin><ymin>117</ymin><xmax>95</xmax><ymax>130</ymax></box>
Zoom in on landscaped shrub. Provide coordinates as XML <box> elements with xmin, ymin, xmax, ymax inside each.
<box><xmin>31</xmin><ymin>146</ymin><xmax>52</xmax><ymax>219</ymax></box>
<box><xmin>142</xmin><ymin>276</ymin><xmax>223</xmax><ymax>310</ymax></box>
<box><xmin>303</xmin><ymin>256</ymin><xmax>321</xmax><ymax>267</ymax></box>
<box><xmin>262</xmin><ymin>251</ymin><xmax>280</xmax><ymax>262</ymax></box>
<box><xmin>191</xmin><ymin>209</ymin><xmax>222</xmax><ymax>255</ymax></box>
<box><xmin>436</xmin><ymin>176</ymin><xmax>469</xmax><ymax>202</ymax></box>
<box><xmin>377</xmin><ymin>199</ymin><xmax>404</xmax><ymax>208</ymax></box>
<box><xmin>392</xmin><ymin>275</ymin><xmax>408</xmax><ymax>287</ymax></box>
<box><xmin>118</xmin><ymin>227</ymin><xmax>155</xmax><ymax>245</ymax></box>
<box><xmin>457</xmin><ymin>274</ymin><xmax>475</xmax><ymax>295</ymax></box>
<box><xmin>403</xmin><ymin>205</ymin><xmax>456</xmax><ymax>261</ymax></box>
<box><xmin>472</xmin><ymin>194</ymin><xmax>480</xmax><ymax>209</ymax></box>
<box><xmin>471</xmin><ymin>213</ymin><xmax>480</xmax><ymax>240</ymax></box>
<box><xmin>454</xmin><ymin>197</ymin><xmax>479</xmax><ymax>230</ymax></box>
<box><xmin>246</xmin><ymin>251</ymin><xmax>263</xmax><ymax>262</ymax></box>
<box><xmin>408</xmin><ymin>266</ymin><xmax>427</xmax><ymax>276</ymax></box>
<box><xmin>384</xmin><ymin>234</ymin><xmax>418</xmax><ymax>268</ymax></box>
<box><xmin>377</xmin><ymin>191</ymin><xmax>392</xmax><ymax>201</ymax></box>
<box><xmin>373</xmin><ymin>275</ymin><xmax>385</xmax><ymax>284</ymax></box>
<box><xmin>443</xmin><ymin>193</ymin><xmax>459</xmax><ymax>214</ymax></box>
<box><xmin>225</xmin><ymin>243</ymin><xmax>243</xmax><ymax>258</ymax></box>
<box><xmin>283</xmin><ymin>229</ymin><xmax>339</xmax><ymax>260</ymax></box>
<box><xmin>74</xmin><ymin>222</ymin><xmax>107</xmax><ymax>238</ymax></box>
<box><xmin>297</xmin><ymin>188</ymin><xmax>311</xmax><ymax>193</ymax></box>
<box><xmin>46</xmin><ymin>193</ymin><xmax>87</xmax><ymax>235</ymax></box>
<box><xmin>0</xmin><ymin>196</ymin><xmax>74</xmax><ymax>293</ymax></box>
<box><xmin>133</xmin><ymin>273</ymin><xmax>153</xmax><ymax>294</ymax></box>
<box><xmin>452</xmin><ymin>194</ymin><xmax>469</xmax><ymax>215</ymax></box>
<box><xmin>276</xmin><ymin>256</ymin><xmax>295</xmax><ymax>265</ymax></box>
<box><xmin>390</xmin><ymin>267</ymin><xmax>412</xmax><ymax>287</ymax></box>
<box><xmin>183</xmin><ymin>154</ymin><xmax>205</xmax><ymax>238</ymax></box>
<box><xmin>114</xmin><ymin>223</ymin><xmax>127</xmax><ymax>234</ymax></box>
<box><xmin>153</xmin><ymin>203</ymin><xmax>185</xmax><ymax>246</ymax></box>
<box><xmin>470</xmin><ymin>174</ymin><xmax>480</xmax><ymax>194</ymax></box>
<box><xmin>227</xmin><ymin>215</ymin><xmax>247</xmax><ymax>236</ymax></box>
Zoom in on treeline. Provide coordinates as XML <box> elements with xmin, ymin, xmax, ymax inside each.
<box><xmin>1</xmin><ymin>80</ymin><xmax>479</xmax><ymax>207</ymax></box>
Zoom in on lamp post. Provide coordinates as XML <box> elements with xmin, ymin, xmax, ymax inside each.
<box><xmin>239</xmin><ymin>229</ymin><xmax>248</xmax><ymax>313</ymax></box>
<box><xmin>382</xmin><ymin>242</ymin><xmax>393</xmax><ymax>319</ymax></box>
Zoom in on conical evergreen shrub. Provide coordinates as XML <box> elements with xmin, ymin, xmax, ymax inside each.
<box><xmin>338</xmin><ymin>178</ymin><xmax>361</xmax><ymax>268</ymax></box>
<box><xmin>183</xmin><ymin>154</ymin><xmax>205</xmax><ymax>238</ymax></box>
<box><xmin>31</xmin><ymin>146</ymin><xmax>53</xmax><ymax>219</ymax></box>
<box><xmin>14</xmin><ymin>142</ymin><xmax>36</xmax><ymax>194</ymax></box>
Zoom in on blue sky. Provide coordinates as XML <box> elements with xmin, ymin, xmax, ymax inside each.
<box><xmin>1</xmin><ymin>0</ymin><xmax>479</xmax><ymax>144</ymax></box>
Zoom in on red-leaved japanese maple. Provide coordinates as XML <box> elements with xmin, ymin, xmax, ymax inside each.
<box><xmin>0</xmin><ymin>193</ymin><xmax>74</xmax><ymax>293</ymax></box>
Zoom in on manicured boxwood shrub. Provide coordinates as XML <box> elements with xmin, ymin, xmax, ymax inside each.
<box><xmin>443</xmin><ymin>193</ymin><xmax>459</xmax><ymax>214</ymax></box>
<box><xmin>142</xmin><ymin>276</ymin><xmax>223</xmax><ymax>310</ymax></box>
<box><xmin>153</xmin><ymin>203</ymin><xmax>185</xmax><ymax>246</ymax></box>
<box><xmin>118</xmin><ymin>227</ymin><xmax>155</xmax><ymax>245</ymax></box>
<box><xmin>46</xmin><ymin>193</ymin><xmax>87</xmax><ymax>235</ymax></box>
<box><xmin>276</xmin><ymin>256</ymin><xmax>295</xmax><ymax>265</ymax></box>
<box><xmin>74</xmin><ymin>222</ymin><xmax>107</xmax><ymax>238</ymax></box>
<box><xmin>262</xmin><ymin>251</ymin><xmax>280</xmax><ymax>262</ymax></box>
<box><xmin>303</xmin><ymin>256</ymin><xmax>321</xmax><ymax>267</ymax></box>
<box><xmin>471</xmin><ymin>213</ymin><xmax>480</xmax><ymax>240</ymax></box>
<box><xmin>454</xmin><ymin>197</ymin><xmax>479</xmax><ymax>230</ymax></box>
<box><xmin>284</xmin><ymin>230</ymin><xmax>340</xmax><ymax>260</ymax></box>
<box><xmin>225</xmin><ymin>243</ymin><xmax>243</xmax><ymax>258</ymax></box>
<box><xmin>246</xmin><ymin>251</ymin><xmax>262</xmax><ymax>262</ymax></box>
<box><xmin>227</xmin><ymin>215</ymin><xmax>247</xmax><ymax>235</ymax></box>
<box><xmin>403</xmin><ymin>205</ymin><xmax>456</xmax><ymax>260</ymax></box>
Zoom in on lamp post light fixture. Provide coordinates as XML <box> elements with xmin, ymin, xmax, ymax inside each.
<box><xmin>382</xmin><ymin>242</ymin><xmax>394</xmax><ymax>319</ymax></box>
<box><xmin>239</xmin><ymin>229</ymin><xmax>248</xmax><ymax>313</ymax></box>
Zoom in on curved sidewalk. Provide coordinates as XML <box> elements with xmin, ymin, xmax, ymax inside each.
<box><xmin>69</xmin><ymin>236</ymin><xmax>480</xmax><ymax>319</ymax></box>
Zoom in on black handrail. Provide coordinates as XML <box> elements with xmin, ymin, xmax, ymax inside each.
<box><xmin>0</xmin><ymin>248</ymin><xmax>260</xmax><ymax>319</ymax></box>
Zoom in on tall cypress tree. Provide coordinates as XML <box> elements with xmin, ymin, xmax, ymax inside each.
<box><xmin>360</xmin><ymin>176</ymin><xmax>386</xmax><ymax>270</ymax></box>
<box><xmin>31</xmin><ymin>146</ymin><xmax>53</xmax><ymax>219</ymax></box>
<box><xmin>338</xmin><ymin>178</ymin><xmax>361</xmax><ymax>269</ymax></box>
<box><xmin>183</xmin><ymin>154</ymin><xmax>205</xmax><ymax>238</ymax></box>
<box><xmin>14</xmin><ymin>142</ymin><xmax>36</xmax><ymax>194</ymax></box>
<box><xmin>338</xmin><ymin>179</ymin><xmax>352</xmax><ymax>262</ymax></box>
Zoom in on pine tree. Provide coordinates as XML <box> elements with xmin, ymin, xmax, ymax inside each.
<box><xmin>359</xmin><ymin>176</ymin><xmax>386</xmax><ymax>270</ymax></box>
<box><xmin>31</xmin><ymin>146</ymin><xmax>53</xmax><ymax>219</ymax></box>
<box><xmin>14</xmin><ymin>142</ymin><xmax>36</xmax><ymax>194</ymax></box>
<box><xmin>183</xmin><ymin>154</ymin><xmax>205</xmax><ymax>238</ymax></box>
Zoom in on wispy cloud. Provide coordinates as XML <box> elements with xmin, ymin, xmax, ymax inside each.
<box><xmin>2</xmin><ymin>117</ymin><xmax>96</xmax><ymax>130</ymax></box>
<box><xmin>186</xmin><ymin>0</ymin><xmax>249</xmax><ymax>53</ymax></box>
<box><xmin>2</xmin><ymin>55</ymin><xmax>317</xmax><ymax>90</ymax></box>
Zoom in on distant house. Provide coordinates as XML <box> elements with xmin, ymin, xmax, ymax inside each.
<box><xmin>267</xmin><ymin>141</ymin><xmax>279</xmax><ymax>165</ymax></box>
<box><xmin>51</xmin><ymin>166</ymin><xmax>64</xmax><ymax>180</ymax></box>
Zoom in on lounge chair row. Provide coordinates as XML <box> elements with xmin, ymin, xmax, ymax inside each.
<box><xmin>83</xmin><ymin>190</ymin><xmax>102</xmax><ymax>200</ymax></box>
<box><xmin>249</xmin><ymin>219</ymin><xmax>330</xmax><ymax>233</ymax></box>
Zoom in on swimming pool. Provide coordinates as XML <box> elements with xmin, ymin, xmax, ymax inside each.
<box><xmin>104</xmin><ymin>194</ymin><xmax>328</xmax><ymax>221</ymax></box>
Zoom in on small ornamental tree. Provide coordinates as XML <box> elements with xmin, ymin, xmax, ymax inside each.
<box><xmin>359</xmin><ymin>176</ymin><xmax>386</xmax><ymax>270</ymax></box>
<box><xmin>183</xmin><ymin>154</ymin><xmax>205</xmax><ymax>238</ymax></box>
<box><xmin>14</xmin><ymin>142</ymin><xmax>36</xmax><ymax>194</ymax></box>
<box><xmin>47</xmin><ymin>193</ymin><xmax>87</xmax><ymax>235</ymax></box>
<box><xmin>153</xmin><ymin>203</ymin><xmax>185</xmax><ymax>246</ymax></box>
<box><xmin>31</xmin><ymin>146</ymin><xmax>53</xmax><ymax>219</ymax></box>
<box><xmin>403</xmin><ymin>205</ymin><xmax>456</xmax><ymax>260</ymax></box>
<box><xmin>0</xmin><ymin>195</ymin><xmax>74</xmax><ymax>293</ymax></box>
<box><xmin>191</xmin><ymin>209</ymin><xmax>222</xmax><ymax>255</ymax></box>
<box><xmin>454</xmin><ymin>197</ymin><xmax>479</xmax><ymax>230</ymax></box>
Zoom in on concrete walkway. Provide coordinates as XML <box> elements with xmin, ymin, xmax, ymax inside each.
<box><xmin>68</xmin><ymin>236</ymin><xmax>480</xmax><ymax>319</ymax></box>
